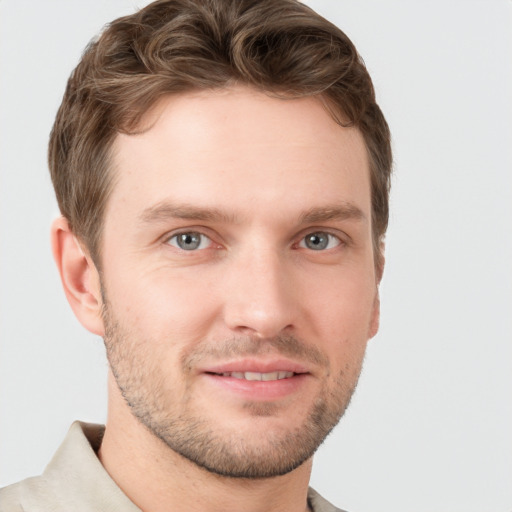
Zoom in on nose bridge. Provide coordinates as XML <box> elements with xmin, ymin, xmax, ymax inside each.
<box><xmin>223</xmin><ymin>240</ymin><xmax>297</xmax><ymax>338</ymax></box>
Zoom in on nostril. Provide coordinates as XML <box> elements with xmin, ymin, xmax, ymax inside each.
<box><xmin>222</xmin><ymin>273</ymin><xmax>298</xmax><ymax>338</ymax></box>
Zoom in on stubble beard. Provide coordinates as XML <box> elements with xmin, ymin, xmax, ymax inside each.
<box><xmin>101</xmin><ymin>300</ymin><xmax>363</xmax><ymax>479</ymax></box>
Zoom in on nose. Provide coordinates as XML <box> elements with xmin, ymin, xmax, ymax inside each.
<box><xmin>221</xmin><ymin>246</ymin><xmax>300</xmax><ymax>339</ymax></box>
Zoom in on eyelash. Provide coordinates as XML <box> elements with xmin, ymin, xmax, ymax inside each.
<box><xmin>165</xmin><ymin>229</ymin><xmax>345</xmax><ymax>253</ymax></box>
<box><xmin>297</xmin><ymin>232</ymin><xmax>342</xmax><ymax>251</ymax></box>
<box><xmin>166</xmin><ymin>231</ymin><xmax>215</xmax><ymax>251</ymax></box>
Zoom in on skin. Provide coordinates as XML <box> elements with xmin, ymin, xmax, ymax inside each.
<box><xmin>52</xmin><ymin>86</ymin><xmax>381</xmax><ymax>512</ymax></box>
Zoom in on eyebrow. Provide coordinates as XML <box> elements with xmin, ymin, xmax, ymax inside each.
<box><xmin>139</xmin><ymin>202</ymin><xmax>238</xmax><ymax>224</ymax></box>
<box><xmin>139</xmin><ymin>201</ymin><xmax>366</xmax><ymax>225</ymax></box>
<box><xmin>299</xmin><ymin>203</ymin><xmax>367</xmax><ymax>224</ymax></box>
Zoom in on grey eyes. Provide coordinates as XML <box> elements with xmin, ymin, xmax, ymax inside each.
<box><xmin>168</xmin><ymin>232</ymin><xmax>211</xmax><ymax>251</ymax></box>
<box><xmin>299</xmin><ymin>232</ymin><xmax>341</xmax><ymax>251</ymax></box>
<box><xmin>167</xmin><ymin>231</ymin><xmax>341</xmax><ymax>251</ymax></box>
<box><xmin>303</xmin><ymin>233</ymin><xmax>329</xmax><ymax>251</ymax></box>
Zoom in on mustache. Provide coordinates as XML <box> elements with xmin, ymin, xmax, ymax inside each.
<box><xmin>182</xmin><ymin>333</ymin><xmax>329</xmax><ymax>370</ymax></box>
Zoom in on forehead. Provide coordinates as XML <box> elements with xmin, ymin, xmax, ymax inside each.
<box><xmin>107</xmin><ymin>86</ymin><xmax>370</xmax><ymax>223</ymax></box>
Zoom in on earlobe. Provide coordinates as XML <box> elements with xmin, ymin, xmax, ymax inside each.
<box><xmin>51</xmin><ymin>217</ymin><xmax>105</xmax><ymax>336</ymax></box>
<box><xmin>368</xmin><ymin>292</ymin><xmax>380</xmax><ymax>339</ymax></box>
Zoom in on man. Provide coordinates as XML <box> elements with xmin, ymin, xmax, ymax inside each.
<box><xmin>0</xmin><ymin>0</ymin><xmax>391</xmax><ymax>510</ymax></box>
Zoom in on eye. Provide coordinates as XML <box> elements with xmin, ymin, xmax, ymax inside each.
<box><xmin>167</xmin><ymin>231</ymin><xmax>212</xmax><ymax>251</ymax></box>
<box><xmin>299</xmin><ymin>231</ymin><xmax>341</xmax><ymax>251</ymax></box>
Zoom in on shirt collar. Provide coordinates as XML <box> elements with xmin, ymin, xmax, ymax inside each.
<box><xmin>43</xmin><ymin>421</ymin><xmax>141</xmax><ymax>511</ymax></box>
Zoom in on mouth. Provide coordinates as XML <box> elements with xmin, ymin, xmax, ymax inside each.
<box><xmin>200</xmin><ymin>360</ymin><xmax>311</xmax><ymax>400</ymax></box>
<box><xmin>207</xmin><ymin>371</ymin><xmax>295</xmax><ymax>381</ymax></box>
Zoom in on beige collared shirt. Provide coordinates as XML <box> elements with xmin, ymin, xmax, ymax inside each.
<box><xmin>0</xmin><ymin>422</ymin><xmax>345</xmax><ymax>512</ymax></box>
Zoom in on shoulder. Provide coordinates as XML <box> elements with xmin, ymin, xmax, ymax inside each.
<box><xmin>308</xmin><ymin>487</ymin><xmax>349</xmax><ymax>512</ymax></box>
<box><xmin>0</xmin><ymin>422</ymin><xmax>99</xmax><ymax>512</ymax></box>
<box><xmin>0</xmin><ymin>475</ymin><xmax>59</xmax><ymax>512</ymax></box>
<box><xmin>0</xmin><ymin>422</ymin><xmax>140</xmax><ymax>512</ymax></box>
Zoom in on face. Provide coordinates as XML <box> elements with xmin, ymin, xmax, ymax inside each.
<box><xmin>99</xmin><ymin>87</ymin><xmax>380</xmax><ymax>478</ymax></box>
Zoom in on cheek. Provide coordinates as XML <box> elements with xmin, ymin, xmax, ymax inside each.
<box><xmin>305</xmin><ymin>272</ymin><xmax>376</xmax><ymax>363</ymax></box>
<box><xmin>105</xmin><ymin>265</ymin><xmax>221</xmax><ymax>343</ymax></box>
<box><xmin>309</xmin><ymin>270</ymin><xmax>376</xmax><ymax>329</ymax></box>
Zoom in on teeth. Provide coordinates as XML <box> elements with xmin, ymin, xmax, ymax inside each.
<box><xmin>222</xmin><ymin>371</ymin><xmax>294</xmax><ymax>381</ymax></box>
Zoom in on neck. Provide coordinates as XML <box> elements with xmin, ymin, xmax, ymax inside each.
<box><xmin>98</xmin><ymin>373</ymin><xmax>313</xmax><ymax>512</ymax></box>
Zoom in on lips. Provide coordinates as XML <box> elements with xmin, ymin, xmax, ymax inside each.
<box><xmin>210</xmin><ymin>371</ymin><xmax>295</xmax><ymax>381</ymax></box>
<box><xmin>202</xmin><ymin>358</ymin><xmax>310</xmax><ymax>376</ymax></box>
<box><xmin>200</xmin><ymin>359</ymin><xmax>310</xmax><ymax>400</ymax></box>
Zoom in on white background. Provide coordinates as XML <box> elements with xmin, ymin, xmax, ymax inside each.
<box><xmin>1</xmin><ymin>1</ymin><xmax>511</xmax><ymax>511</ymax></box>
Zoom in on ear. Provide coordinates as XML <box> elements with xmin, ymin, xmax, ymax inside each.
<box><xmin>51</xmin><ymin>216</ymin><xmax>105</xmax><ymax>336</ymax></box>
<box><xmin>368</xmin><ymin>242</ymin><xmax>385</xmax><ymax>339</ymax></box>
<box><xmin>368</xmin><ymin>291</ymin><xmax>381</xmax><ymax>340</ymax></box>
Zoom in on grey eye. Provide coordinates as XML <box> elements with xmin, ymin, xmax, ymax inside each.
<box><xmin>300</xmin><ymin>232</ymin><xmax>340</xmax><ymax>251</ymax></box>
<box><xmin>168</xmin><ymin>232</ymin><xmax>211</xmax><ymax>251</ymax></box>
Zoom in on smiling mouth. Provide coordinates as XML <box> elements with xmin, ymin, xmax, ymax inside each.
<box><xmin>208</xmin><ymin>371</ymin><xmax>295</xmax><ymax>381</ymax></box>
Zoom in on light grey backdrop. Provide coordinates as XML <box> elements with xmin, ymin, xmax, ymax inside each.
<box><xmin>1</xmin><ymin>1</ymin><xmax>511</xmax><ymax>511</ymax></box>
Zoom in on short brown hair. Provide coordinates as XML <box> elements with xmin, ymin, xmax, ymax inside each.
<box><xmin>49</xmin><ymin>0</ymin><xmax>392</xmax><ymax>269</ymax></box>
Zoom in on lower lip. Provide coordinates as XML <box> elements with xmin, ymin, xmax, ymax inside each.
<box><xmin>202</xmin><ymin>373</ymin><xmax>310</xmax><ymax>400</ymax></box>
